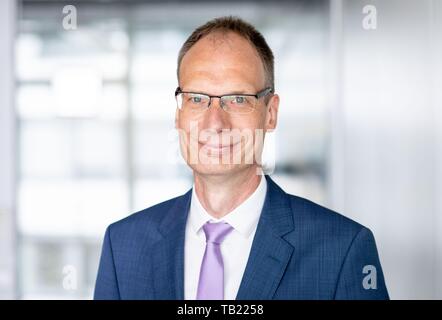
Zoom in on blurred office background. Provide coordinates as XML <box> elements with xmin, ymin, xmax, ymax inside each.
<box><xmin>0</xmin><ymin>0</ymin><xmax>440</xmax><ymax>299</ymax></box>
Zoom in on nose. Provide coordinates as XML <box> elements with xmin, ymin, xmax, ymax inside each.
<box><xmin>207</xmin><ymin>96</ymin><xmax>225</xmax><ymax>111</ymax></box>
<box><xmin>202</xmin><ymin>97</ymin><xmax>230</xmax><ymax>133</ymax></box>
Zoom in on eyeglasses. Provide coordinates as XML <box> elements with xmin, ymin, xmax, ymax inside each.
<box><xmin>174</xmin><ymin>87</ymin><xmax>273</xmax><ymax>114</ymax></box>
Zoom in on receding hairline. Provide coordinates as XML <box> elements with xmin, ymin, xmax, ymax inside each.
<box><xmin>176</xmin><ymin>17</ymin><xmax>275</xmax><ymax>90</ymax></box>
<box><xmin>178</xmin><ymin>30</ymin><xmax>267</xmax><ymax>83</ymax></box>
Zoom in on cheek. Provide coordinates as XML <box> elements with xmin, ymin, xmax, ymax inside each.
<box><xmin>236</xmin><ymin>113</ymin><xmax>266</xmax><ymax>131</ymax></box>
<box><xmin>234</xmin><ymin>117</ymin><xmax>265</xmax><ymax>146</ymax></box>
<box><xmin>177</xmin><ymin>111</ymin><xmax>204</xmax><ymax>132</ymax></box>
<box><xmin>176</xmin><ymin>111</ymin><xmax>189</xmax><ymax>131</ymax></box>
<box><xmin>176</xmin><ymin>114</ymin><xmax>193</xmax><ymax>154</ymax></box>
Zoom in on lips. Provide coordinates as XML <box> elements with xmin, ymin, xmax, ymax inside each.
<box><xmin>199</xmin><ymin>140</ymin><xmax>240</xmax><ymax>148</ymax></box>
<box><xmin>198</xmin><ymin>141</ymin><xmax>240</xmax><ymax>155</ymax></box>
<box><xmin>202</xmin><ymin>143</ymin><xmax>233</xmax><ymax>148</ymax></box>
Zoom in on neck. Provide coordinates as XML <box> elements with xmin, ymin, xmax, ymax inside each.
<box><xmin>193</xmin><ymin>166</ymin><xmax>263</xmax><ymax>219</ymax></box>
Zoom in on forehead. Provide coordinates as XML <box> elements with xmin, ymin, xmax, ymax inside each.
<box><xmin>179</xmin><ymin>32</ymin><xmax>266</xmax><ymax>92</ymax></box>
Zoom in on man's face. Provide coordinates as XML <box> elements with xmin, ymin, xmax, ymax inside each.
<box><xmin>176</xmin><ymin>31</ymin><xmax>279</xmax><ymax>177</ymax></box>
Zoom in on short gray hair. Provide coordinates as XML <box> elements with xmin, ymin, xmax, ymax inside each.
<box><xmin>177</xmin><ymin>16</ymin><xmax>275</xmax><ymax>90</ymax></box>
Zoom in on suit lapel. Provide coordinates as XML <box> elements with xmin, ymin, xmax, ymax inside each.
<box><xmin>151</xmin><ymin>190</ymin><xmax>191</xmax><ymax>299</ymax></box>
<box><xmin>149</xmin><ymin>175</ymin><xmax>295</xmax><ymax>300</ymax></box>
<box><xmin>236</xmin><ymin>175</ymin><xmax>295</xmax><ymax>300</ymax></box>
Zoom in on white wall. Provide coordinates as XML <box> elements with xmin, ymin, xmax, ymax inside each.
<box><xmin>433</xmin><ymin>0</ymin><xmax>442</xmax><ymax>300</ymax></box>
<box><xmin>329</xmin><ymin>0</ymin><xmax>442</xmax><ymax>299</ymax></box>
<box><xmin>1</xmin><ymin>0</ymin><xmax>440</xmax><ymax>300</ymax></box>
<box><xmin>0</xmin><ymin>0</ymin><xmax>17</xmax><ymax>299</ymax></box>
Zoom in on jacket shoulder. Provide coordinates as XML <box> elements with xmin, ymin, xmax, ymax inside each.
<box><xmin>286</xmin><ymin>193</ymin><xmax>370</xmax><ymax>244</ymax></box>
<box><xmin>106</xmin><ymin>192</ymin><xmax>189</xmax><ymax>241</ymax></box>
<box><xmin>291</xmin><ymin>194</ymin><xmax>364</xmax><ymax>228</ymax></box>
<box><xmin>282</xmin><ymin>193</ymin><xmax>388</xmax><ymax>299</ymax></box>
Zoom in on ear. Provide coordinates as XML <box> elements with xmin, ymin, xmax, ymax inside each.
<box><xmin>265</xmin><ymin>93</ymin><xmax>279</xmax><ymax>133</ymax></box>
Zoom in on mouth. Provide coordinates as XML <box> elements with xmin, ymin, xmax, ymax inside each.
<box><xmin>198</xmin><ymin>141</ymin><xmax>240</xmax><ymax>155</ymax></box>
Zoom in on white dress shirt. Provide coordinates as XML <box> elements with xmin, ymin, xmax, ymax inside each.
<box><xmin>184</xmin><ymin>175</ymin><xmax>267</xmax><ymax>300</ymax></box>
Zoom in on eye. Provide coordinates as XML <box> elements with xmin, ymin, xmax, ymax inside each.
<box><xmin>191</xmin><ymin>96</ymin><xmax>202</xmax><ymax>103</ymax></box>
<box><xmin>187</xmin><ymin>94</ymin><xmax>205</xmax><ymax>104</ymax></box>
<box><xmin>233</xmin><ymin>96</ymin><xmax>246</xmax><ymax>104</ymax></box>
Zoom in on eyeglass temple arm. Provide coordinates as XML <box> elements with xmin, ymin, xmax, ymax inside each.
<box><xmin>256</xmin><ymin>87</ymin><xmax>273</xmax><ymax>99</ymax></box>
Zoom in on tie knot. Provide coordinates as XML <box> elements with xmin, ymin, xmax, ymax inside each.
<box><xmin>202</xmin><ymin>222</ymin><xmax>233</xmax><ymax>244</ymax></box>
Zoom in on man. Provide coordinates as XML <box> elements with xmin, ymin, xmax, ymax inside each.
<box><xmin>94</xmin><ymin>16</ymin><xmax>389</xmax><ymax>300</ymax></box>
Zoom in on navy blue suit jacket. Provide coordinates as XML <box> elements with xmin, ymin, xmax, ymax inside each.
<box><xmin>94</xmin><ymin>175</ymin><xmax>389</xmax><ymax>299</ymax></box>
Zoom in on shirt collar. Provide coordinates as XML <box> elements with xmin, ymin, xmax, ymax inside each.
<box><xmin>189</xmin><ymin>175</ymin><xmax>267</xmax><ymax>238</ymax></box>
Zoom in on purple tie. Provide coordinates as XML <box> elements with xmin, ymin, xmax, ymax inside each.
<box><xmin>196</xmin><ymin>221</ymin><xmax>234</xmax><ymax>300</ymax></box>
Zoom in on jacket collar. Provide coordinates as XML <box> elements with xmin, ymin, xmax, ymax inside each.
<box><xmin>151</xmin><ymin>175</ymin><xmax>295</xmax><ymax>300</ymax></box>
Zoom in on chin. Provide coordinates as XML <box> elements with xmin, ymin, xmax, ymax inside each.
<box><xmin>189</xmin><ymin>162</ymin><xmax>251</xmax><ymax>177</ymax></box>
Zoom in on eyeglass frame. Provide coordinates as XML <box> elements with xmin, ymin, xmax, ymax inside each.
<box><xmin>174</xmin><ymin>86</ymin><xmax>274</xmax><ymax>113</ymax></box>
